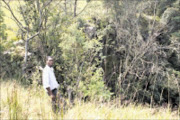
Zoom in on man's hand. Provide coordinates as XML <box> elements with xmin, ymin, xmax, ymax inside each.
<box><xmin>46</xmin><ymin>87</ymin><xmax>56</xmax><ymax>101</ymax></box>
<box><xmin>50</xmin><ymin>94</ymin><xmax>56</xmax><ymax>101</ymax></box>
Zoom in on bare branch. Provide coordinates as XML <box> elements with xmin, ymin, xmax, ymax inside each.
<box><xmin>36</xmin><ymin>0</ymin><xmax>42</xmax><ymax>30</ymax></box>
<box><xmin>18</xmin><ymin>0</ymin><xmax>29</xmax><ymax>27</ymax></box>
<box><xmin>27</xmin><ymin>32</ymin><xmax>40</xmax><ymax>41</ymax></box>
<box><xmin>42</xmin><ymin>0</ymin><xmax>53</xmax><ymax>10</ymax></box>
<box><xmin>74</xmin><ymin>1</ymin><xmax>90</xmax><ymax>18</ymax></box>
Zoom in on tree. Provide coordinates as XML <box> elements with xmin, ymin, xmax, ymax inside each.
<box><xmin>2</xmin><ymin>0</ymin><xmax>52</xmax><ymax>74</ymax></box>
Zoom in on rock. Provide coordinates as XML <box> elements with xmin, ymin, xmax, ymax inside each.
<box><xmin>13</xmin><ymin>39</ymin><xmax>24</xmax><ymax>46</ymax></box>
<box><xmin>84</xmin><ymin>25</ymin><xmax>97</xmax><ymax>39</ymax></box>
<box><xmin>3</xmin><ymin>50</ymin><xmax>11</xmax><ymax>55</ymax></box>
<box><xmin>160</xmin><ymin>7</ymin><xmax>180</xmax><ymax>25</ymax></box>
<box><xmin>27</xmin><ymin>52</ymin><xmax>32</xmax><ymax>56</ymax></box>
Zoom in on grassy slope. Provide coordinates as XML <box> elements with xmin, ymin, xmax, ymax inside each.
<box><xmin>1</xmin><ymin>81</ymin><xmax>179</xmax><ymax>119</ymax></box>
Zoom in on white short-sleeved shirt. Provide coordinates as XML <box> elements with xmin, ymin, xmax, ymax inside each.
<box><xmin>42</xmin><ymin>65</ymin><xmax>59</xmax><ymax>91</ymax></box>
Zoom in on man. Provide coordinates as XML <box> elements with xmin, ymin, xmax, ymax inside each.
<box><xmin>43</xmin><ymin>56</ymin><xmax>59</xmax><ymax>112</ymax></box>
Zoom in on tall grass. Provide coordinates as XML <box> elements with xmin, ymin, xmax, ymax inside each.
<box><xmin>1</xmin><ymin>80</ymin><xmax>179</xmax><ymax>119</ymax></box>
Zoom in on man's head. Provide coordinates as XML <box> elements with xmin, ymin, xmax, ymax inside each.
<box><xmin>46</xmin><ymin>56</ymin><xmax>54</xmax><ymax>67</ymax></box>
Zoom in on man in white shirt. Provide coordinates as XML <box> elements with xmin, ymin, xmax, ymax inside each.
<box><xmin>43</xmin><ymin>56</ymin><xmax>59</xmax><ymax>112</ymax></box>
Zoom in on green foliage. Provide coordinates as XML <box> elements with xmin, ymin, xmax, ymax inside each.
<box><xmin>79</xmin><ymin>67</ymin><xmax>112</xmax><ymax>101</ymax></box>
<box><xmin>59</xmin><ymin>21</ymin><xmax>108</xmax><ymax>100</ymax></box>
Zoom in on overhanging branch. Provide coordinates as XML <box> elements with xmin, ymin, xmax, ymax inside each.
<box><xmin>27</xmin><ymin>32</ymin><xmax>40</xmax><ymax>41</ymax></box>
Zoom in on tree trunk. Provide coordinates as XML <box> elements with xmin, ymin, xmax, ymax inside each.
<box><xmin>74</xmin><ymin>0</ymin><xmax>77</xmax><ymax>17</ymax></box>
<box><xmin>64</xmin><ymin>0</ymin><xmax>67</xmax><ymax>15</ymax></box>
<box><xmin>23</xmin><ymin>30</ymin><xmax>29</xmax><ymax>74</ymax></box>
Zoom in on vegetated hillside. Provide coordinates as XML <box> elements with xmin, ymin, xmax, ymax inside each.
<box><xmin>0</xmin><ymin>0</ymin><xmax>180</xmax><ymax>109</ymax></box>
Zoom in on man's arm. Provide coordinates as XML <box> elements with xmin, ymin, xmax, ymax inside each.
<box><xmin>46</xmin><ymin>87</ymin><xmax>55</xmax><ymax>100</ymax></box>
<box><xmin>46</xmin><ymin>87</ymin><xmax>53</xmax><ymax>95</ymax></box>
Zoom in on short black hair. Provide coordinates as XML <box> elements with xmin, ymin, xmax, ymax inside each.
<box><xmin>46</xmin><ymin>56</ymin><xmax>53</xmax><ymax>61</ymax></box>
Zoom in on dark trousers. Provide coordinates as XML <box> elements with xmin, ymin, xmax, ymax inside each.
<box><xmin>48</xmin><ymin>88</ymin><xmax>58</xmax><ymax>112</ymax></box>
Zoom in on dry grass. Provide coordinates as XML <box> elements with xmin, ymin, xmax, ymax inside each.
<box><xmin>64</xmin><ymin>102</ymin><xmax>179</xmax><ymax>119</ymax></box>
<box><xmin>0</xmin><ymin>80</ymin><xmax>179</xmax><ymax>119</ymax></box>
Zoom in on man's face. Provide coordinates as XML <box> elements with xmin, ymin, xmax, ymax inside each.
<box><xmin>47</xmin><ymin>58</ymin><xmax>54</xmax><ymax>67</ymax></box>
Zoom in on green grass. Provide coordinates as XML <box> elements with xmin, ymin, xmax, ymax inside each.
<box><xmin>1</xmin><ymin>81</ymin><xmax>179</xmax><ymax>119</ymax></box>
